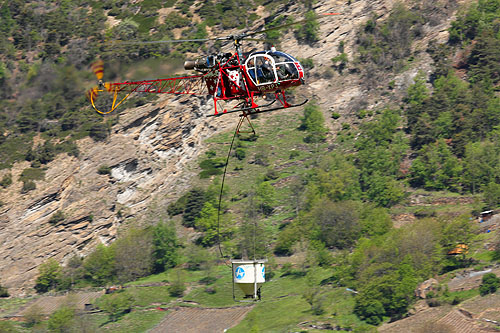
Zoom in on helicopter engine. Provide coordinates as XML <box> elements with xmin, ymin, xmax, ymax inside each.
<box><xmin>184</xmin><ymin>53</ymin><xmax>235</xmax><ymax>72</ymax></box>
<box><xmin>183</xmin><ymin>58</ymin><xmax>211</xmax><ymax>71</ymax></box>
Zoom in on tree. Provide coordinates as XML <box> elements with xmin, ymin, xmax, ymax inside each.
<box><xmin>97</xmin><ymin>292</ymin><xmax>134</xmax><ymax>322</ymax></box>
<box><xmin>114</xmin><ymin>228</ymin><xmax>153</xmax><ymax>283</ymax></box>
<box><xmin>483</xmin><ymin>181</ymin><xmax>500</xmax><ymax>208</ymax></box>
<box><xmin>479</xmin><ymin>273</ymin><xmax>500</xmax><ymax>296</ymax></box>
<box><xmin>295</xmin><ymin>10</ymin><xmax>320</xmax><ymax>43</ymax></box>
<box><xmin>182</xmin><ymin>188</ymin><xmax>208</xmax><ymax>228</ymax></box>
<box><xmin>409</xmin><ymin>139</ymin><xmax>462</xmax><ymax>191</ymax></box>
<box><xmin>194</xmin><ymin>202</ymin><xmax>218</xmax><ymax>246</ymax></box>
<box><xmin>359</xmin><ymin>206</ymin><xmax>392</xmax><ymax>237</ymax></box>
<box><xmin>152</xmin><ymin>222</ymin><xmax>180</xmax><ymax>273</ymax></box>
<box><xmin>310</xmin><ymin>200</ymin><xmax>361</xmax><ymax>249</ymax></box>
<box><xmin>35</xmin><ymin>258</ymin><xmax>62</xmax><ymax>293</ymax></box>
<box><xmin>314</xmin><ymin>153</ymin><xmax>361</xmax><ymax>202</ymax></box>
<box><xmin>300</xmin><ymin>102</ymin><xmax>327</xmax><ymax>143</ymax></box>
<box><xmin>255</xmin><ymin>182</ymin><xmax>276</xmax><ymax>216</ymax></box>
<box><xmin>47</xmin><ymin>306</ymin><xmax>75</xmax><ymax>332</ymax></box>
<box><xmin>168</xmin><ymin>269</ymin><xmax>186</xmax><ymax>297</ymax></box>
<box><xmin>83</xmin><ymin>244</ymin><xmax>116</xmax><ymax>286</ymax></box>
<box><xmin>462</xmin><ymin>140</ymin><xmax>499</xmax><ymax>193</ymax></box>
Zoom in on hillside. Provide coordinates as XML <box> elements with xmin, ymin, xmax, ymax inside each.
<box><xmin>1</xmin><ymin>0</ymin><xmax>500</xmax><ymax>331</ymax></box>
<box><xmin>0</xmin><ymin>0</ymin><xmax>453</xmax><ymax>295</ymax></box>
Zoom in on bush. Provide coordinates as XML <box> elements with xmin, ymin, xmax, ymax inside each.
<box><xmin>89</xmin><ymin>122</ymin><xmax>109</xmax><ymax>141</ymax></box>
<box><xmin>295</xmin><ymin>10</ymin><xmax>320</xmax><ymax>43</ymax></box>
<box><xmin>98</xmin><ymin>165</ymin><xmax>112</xmax><ymax>175</ymax></box>
<box><xmin>299</xmin><ymin>57</ymin><xmax>314</xmax><ymax>69</ymax></box>
<box><xmin>97</xmin><ymin>292</ymin><xmax>134</xmax><ymax>322</ymax></box>
<box><xmin>19</xmin><ymin>168</ymin><xmax>45</xmax><ymax>182</ymax></box>
<box><xmin>235</xmin><ymin>147</ymin><xmax>246</xmax><ymax>160</ymax></box>
<box><xmin>24</xmin><ymin>305</ymin><xmax>43</xmax><ymax>328</ymax></box>
<box><xmin>0</xmin><ymin>173</ymin><xmax>12</xmax><ymax>188</ymax></box>
<box><xmin>169</xmin><ymin>277</ymin><xmax>186</xmax><ymax>297</ymax></box>
<box><xmin>479</xmin><ymin>273</ymin><xmax>500</xmax><ymax>296</ymax></box>
<box><xmin>199</xmin><ymin>157</ymin><xmax>225</xmax><ymax>178</ymax></box>
<box><xmin>0</xmin><ymin>284</ymin><xmax>9</xmax><ymax>297</ymax></box>
<box><xmin>0</xmin><ymin>321</ymin><xmax>18</xmax><ymax>332</ymax></box>
<box><xmin>21</xmin><ymin>180</ymin><xmax>36</xmax><ymax>193</ymax></box>
<box><xmin>300</xmin><ymin>102</ymin><xmax>327</xmax><ymax>143</ymax></box>
<box><xmin>49</xmin><ymin>210</ymin><xmax>65</xmax><ymax>224</ymax></box>
<box><xmin>35</xmin><ymin>258</ymin><xmax>62</xmax><ymax>293</ymax></box>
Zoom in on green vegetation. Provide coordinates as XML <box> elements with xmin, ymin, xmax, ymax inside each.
<box><xmin>295</xmin><ymin>10</ymin><xmax>320</xmax><ymax>43</ymax></box>
<box><xmin>2</xmin><ymin>1</ymin><xmax>500</xmax><ymax>332</ymax></box>
<box><xmin>48</xmin><ymin>210</ymin><xmax>65</xmax><ymax>224</ymax></box>
<box><xmin>479</xmin><ymin>272</ymin><xmax>500</xmax><ymax>296</ymax></box>
<box><xmin>97</xmin><ymin>292</ymin><xmax>134</xmax><ymax>322</ymax></box>
<box><xmin>0</xmin><ymin>284</ymin><xmax>8</xmax><ymax>298</ymax></box>
<box><xmin>357</xmin><ymin>3</ymin><xmax>423</xmax><ymax>72</ymax></box>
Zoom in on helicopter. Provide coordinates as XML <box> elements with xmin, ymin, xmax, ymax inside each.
<box><xmin>87</xmin><ymin>12</ymin><xmax>340</xmax><ymax>131</ymax></box>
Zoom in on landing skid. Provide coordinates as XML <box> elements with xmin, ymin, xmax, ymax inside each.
<box><xmin>207</xmin><ymin>99</ymin><xmax>308</xmax><ymax>117</ymax></box>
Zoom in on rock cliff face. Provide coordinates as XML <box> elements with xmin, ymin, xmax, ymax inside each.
<box><xmin>0</xmin><ymin>95</ymin><xmax>233</xmax><ymax>294</ymax></box>
<box><xmin>0</xmin><ymin>0</ymin><xmax>469</xmax><ymax>295</ymax></box>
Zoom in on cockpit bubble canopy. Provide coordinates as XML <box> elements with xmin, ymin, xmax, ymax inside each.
<box><xmin>245</xmin><ymin>51</ymin><xmax>300</xmax><ymax>86</ymax></box>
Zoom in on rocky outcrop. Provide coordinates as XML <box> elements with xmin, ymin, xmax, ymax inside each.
<box><xmin>0</xmin><ymin>94</ymin><xmax>233</xmax><ymax>295</ymax></box>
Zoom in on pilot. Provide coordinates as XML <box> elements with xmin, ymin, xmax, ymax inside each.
<box><xmin>276</xmin><ymin>65</ymin><xmax>288</xmax><ymax>80</ymax></box>
<box><xmin>247</xmin><ymin>58</ymin><xmax>257</xmax><ymax>81</ymax></box>
<box><xmin>254</xmin><ymin>56</ymin><xmax>274</xmax><ymax>83</ymax></box>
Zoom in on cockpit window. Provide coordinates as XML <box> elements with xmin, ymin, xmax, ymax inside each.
<box><xmin>269</xmin><ymin>52</ymin><xmax>299</xmax><ymax>80</ymax></box>
<box><xmin>246</xmin><ymin>55</ymin><xmax>276</xmax><ymax>85</ymax></box>
<box><xmin>245</xmin><ymin>51</ymin><xmax>300</xmax><ymax>85</ymax></box>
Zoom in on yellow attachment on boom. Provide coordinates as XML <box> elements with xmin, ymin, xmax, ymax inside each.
<box><xmin>87</xmin><ymin>83</ymin><xmax>132</xmax><ymax>115</ymax></box>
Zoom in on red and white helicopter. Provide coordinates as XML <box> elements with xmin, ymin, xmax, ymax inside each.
<box><xmin>87</xmin><ymin>13</ymin><xmax>339</xmax><ymax>130</ymax></box>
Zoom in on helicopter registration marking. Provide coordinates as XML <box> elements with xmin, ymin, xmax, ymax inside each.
<box><xmin>257</xmin><ymin>83</ymin><xmax>279</xmax><ymax>91</ymax></box>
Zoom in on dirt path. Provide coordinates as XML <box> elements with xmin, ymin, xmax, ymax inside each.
<box><xmin>149</xmin><ymin>306</ymin><xmax>253</xmax><ymax>333</ymax></box>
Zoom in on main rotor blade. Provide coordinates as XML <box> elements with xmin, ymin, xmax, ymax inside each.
<box><xmin>243</xmin><ymin>12</ymin><xmax>341</xmax><ymax>38</ymax></box>
<box><xmin>106</xmin><ymin>38</ymin><xmax>213</xmax><ymax>45</ymax></box>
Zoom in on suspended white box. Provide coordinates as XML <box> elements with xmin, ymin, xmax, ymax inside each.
<box><xmin>231</xmin><ymin>259</ymin><xmax>267</xmax><ymax>301</ymax></box>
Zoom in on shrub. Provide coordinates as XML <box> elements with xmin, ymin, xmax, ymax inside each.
<box><xmin>98</xmin><ymin>165</ymin><xmax>112</xmax><ymax>175</ymax></box>
<box><xmin>479</xmin><ymin>273</ymin><xmax>500</xmax><ymax>296</ymax></box>
<box><xmin>89</xmin><ymin>122</ymin><xmax>109</xmax><ymax>141</ymax></box>
<box><xmin>289</xmin><ymin>150</ymin><xmax>300</xmax><ymax>159</ymax></box>
<box><xmin>0</xmin><ymin>321</ymin><xmax>18</xmax><ymax>332</ymax></box>
<box><xmin>299</xmin><ymin>57</ymin><xmax>314</xmax><ymax>69</ymax></box>
<box><xmin>19</xmin><ymin>168</ymin><xmax>45</xmax><ymax>182</ymax></box>
<box><xmin>300</xmin><ymin>102</ymin><xmax>327</xmax><ymax>143</ymax></box>
<box><xmin>24</xmin><ymin>305</ymin><xmax>43</xmax><ymax>327</ymax></box>
<box><xmin>49</xmin><ymin>210</ymin><xmax>65</xmax><ymax>224</ymax></box>
<box><xmin>0</xmin><ymin>173</ymin><xmax>12</xmax><ymax>188</ymax></box>
<box><xmin>169</xmin><ymin>277</ymin><xmax>186</xmax><ymax>297</ymax></box>
<box><xmin>235</xmin><ymin>147</ymin><xmax>246</xmax><ymax>160</ymax></box>
<box><xmin>21</xmin><ymin>180</ymin><xmax>36</xmax><ymax>193</ymax></box>
<box><xmin>34</xmin><ymin>259</ymin><xmax>63</xmax><ymax>293</ymax></box>
<box><xmin>199</xmin><ymin>157</ymin><xmax>225</xmax><ymax>178</ymax></box>
<box><xmin>0</xmin><ymin>284</ymin><xmax>9</xmax><ymax>297</ymax></box>
<box><xmin>295</xmin><ymin>10</ymin><xmax>320</xmax><ymax>43</ymax></box>
<box><xmin>97</xmin><ymin>292</ymin><xmax>134</xmax><ymax>322</ymax></box>
<box><xmin>263</xmin><ymin>169</ymin><xmax>279</xmax><ymax>181</ymax></box>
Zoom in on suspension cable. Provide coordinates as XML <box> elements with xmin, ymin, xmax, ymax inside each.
<box><xmin>216</xmin><ymin>115</ymin><xmax>247</xmax><ymax>263</ymax></box>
